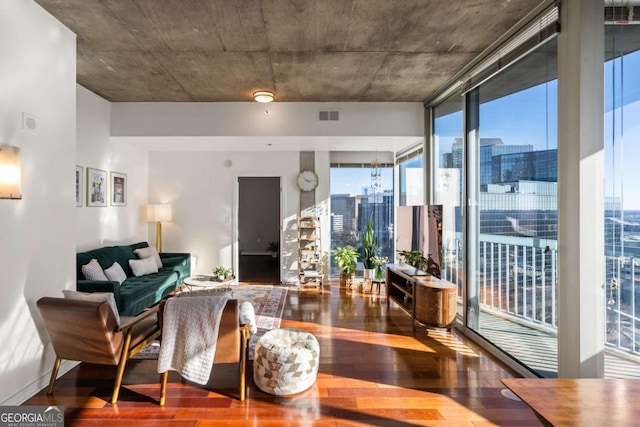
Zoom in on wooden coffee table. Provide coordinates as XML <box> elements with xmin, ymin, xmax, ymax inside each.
<box><xmin>501</xmin><ymin>378</ymin><xmax>640</xmax><ymax>426</ymax></box>
<box><xmin>183</xmin><ymin>275</ymin><xmax>236</xmax><ymax>291</ymax></box>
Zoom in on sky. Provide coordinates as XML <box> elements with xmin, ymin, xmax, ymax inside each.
<box><xmin>434</xmin><ymin>49</ymin><xmax>640</xmax><ymax>211</ymax></box>
<box><xmin>328</xmin><ymin>45</ymin><xmax>640</xmax><ymax>211</ymax></box>
<box><xmin>330</xmin><ymin>167</ymin><xmax>394</xmax><ymax>196</ymax></box>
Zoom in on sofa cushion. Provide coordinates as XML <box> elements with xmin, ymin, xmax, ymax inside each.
<box><xmin>119</xmin><ymin>271</ymin><xmax>178</xmax><ymax>316</ymax></box>
<box><xmin>81</xmin><ymin>259</ymin><xmax>109</xmax><ymax>281</ymax></box>
<box><xmin>104</xmin><ymin>262</ymin><xmax>127</xmax><ymax>284</ymax></box>
<box><xmin>77</xmin><ymin>247</ymin><xmax>118</xmax><ymax>280</ymax></box>
<box><xmin>130</xmin><ymin>256</ymin><xmax>158</xmax><ymax>277</ymax></box>
<box><xmin>115</xmin><ymin>245</ymin><xmax>137</xmax><ymax>276</ymax></box>
<box><xmin>134</xmin><ymin>246</ymin><xmax>162</xmax><ymax>268</ymax></box>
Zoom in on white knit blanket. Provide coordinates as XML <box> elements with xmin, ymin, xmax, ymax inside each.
<box><xmin>157</xmin><ymin>295</ymin><xmax>230</xmax><ymax>385</ymax></box>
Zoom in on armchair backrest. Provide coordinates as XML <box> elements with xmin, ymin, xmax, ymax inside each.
<box><xmin>158</xmin><ymin>298</ymin><xmax>240</xmax><ymax>364</ymax></box>
<box><xmin>37</xmin><ymin>297</ymin><xmax>124</xmax><ymax>365</ymax></box>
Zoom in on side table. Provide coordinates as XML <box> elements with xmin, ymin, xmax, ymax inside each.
<box><xmin>183</xmin><ymin>275</ymin><xmax>236</xmax><ymax>292</ymax></box>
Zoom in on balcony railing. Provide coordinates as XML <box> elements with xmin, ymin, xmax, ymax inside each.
<box><xmin>441</xmin><ymin>234</ymin><xmax>640</xmax><ymax>357</ymax></box>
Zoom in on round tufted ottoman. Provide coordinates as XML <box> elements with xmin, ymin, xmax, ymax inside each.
<box><xmin>253</xmin><ymin>328</ymin><xmax>320</xmax><ymax>396</ymax></box>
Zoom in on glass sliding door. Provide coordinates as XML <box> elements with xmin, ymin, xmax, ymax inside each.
<box><xmin>469</xmin><ymin>38</ymin><xmax>559</xmax><ymax>377</ymax></box>
<box><xmin>433</xmin><ymin>91</ymin><xmax>464</xmax><ymax>311</ymax></box>
<box><xmin>604</xmin><ymin>22</ymin><xmax>640</xmax><ymax>376</ymax></box>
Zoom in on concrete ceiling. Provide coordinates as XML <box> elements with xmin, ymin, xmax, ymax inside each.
<box><xmin>35</xmin><ymin>0</ymin><xmax>544</xmax><ymax>103</ymax></box>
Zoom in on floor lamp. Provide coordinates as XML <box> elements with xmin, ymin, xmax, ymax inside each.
<box><xmin>147</xmin><ymin>204</ymin><xmax>172</xmax><ymax>252</ymax></box>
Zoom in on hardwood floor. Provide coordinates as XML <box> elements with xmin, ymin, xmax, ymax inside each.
<box><xmin>25</xmin><ymin>284</ymin><xmax>542</xmax><ymax>426</ymax></box>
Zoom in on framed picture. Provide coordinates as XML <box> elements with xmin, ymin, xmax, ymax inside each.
<box><xmin>86</xmin><ymin>167</ymin><xmax>107</xmax><ymax>207</ymax></box>
<box><xmin>110</xmin><ymin>171</ymin><xmax>127</xmax><ymax>207</ymax></box>
<box><xmin>75</xmin><ymin>165</ymin><xmax>83</xmax><ymax>207</ymax></box>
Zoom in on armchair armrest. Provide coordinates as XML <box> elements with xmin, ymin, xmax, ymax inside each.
<box><xmin>77</xmin><ymin>280</ymin><xmax>121</xmax><ymax>301</ymax></box>
<box><xmin>119</xmin><ymin>304</ymin><xmax>160</xmax><ymax>332</ymax></box>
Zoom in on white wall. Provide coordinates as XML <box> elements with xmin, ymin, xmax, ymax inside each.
<box><xmin>0</xmin><ymin>0</ymin><xmax>76</xmax><ymax>404</ymax></box>
<box><xmin>76</xmin><ymin>85</ymin><xmax>149</xmax><ymax>251</ymax></box>
<box><xmin>148</xmin><ymin>151</ymin><xmax>301</xmax><ymax>283</ymax></box>
<box><xmin>111</xmin><ymin>102</ymin><xmax>423</xmax><ymax>137</ymax></box>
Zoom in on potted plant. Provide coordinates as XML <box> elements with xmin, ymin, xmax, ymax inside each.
<box><xmin>266</xmin><ymin>241</ymin><xmax>279</xmax><ymax>258</ymax></box>
<box><xmin>361</xmin><ymin>216</ymin><xmax>378</xmax><ymax>279</ymax></box>
<box><xmin>397</xmin><ymin>250</ymin><xmax>426</xmax><ymax>271</ymax></box>
<box><xmin>212</xmin><ymin>265</ymin><xmax>232</xmax><ymax>281</ymax></box>
<box><xmin>333</xmin><ymin>246</ymin><xmax>358</xmax><ymax>289</ymax></box>
<box><xmin>372</xmin><ymin>255</ymin><xmax>389</xmax><ymax>282</ymax></box>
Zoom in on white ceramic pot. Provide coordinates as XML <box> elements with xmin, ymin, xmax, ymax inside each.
<box><xmin>363</xmin><ymin>268</ymin><xmax>375</xmax><ymax>279</ymax></box>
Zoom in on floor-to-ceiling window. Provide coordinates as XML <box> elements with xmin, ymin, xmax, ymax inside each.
<box><xmin>468</xmin><ymin>38</ymin><xmax>559</xmax><ymax>377</ymax></box>
<box><xmin>604</xmin><ymin>20</ymin><xmax>640</xmax><ymax>376</ymax></box>
<box><xmin>433</xmin><ymin>91</ymin><xmax>464</xmax><ymax>307</ymax></box>
<box><xmin>397</xmin><ymin>147</ymin><xmax>424</xmax><ymax>207</ymax></box>
<box><xmin>330</xmin><ymin>158</ymin><xmax>394</xmax><ymax>277</ymax></box>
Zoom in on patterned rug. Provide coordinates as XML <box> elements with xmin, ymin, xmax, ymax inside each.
<box><xmin>133</xmin><ymin>285</ymin><xmax>288</xmax><ymax>360</ymax></box>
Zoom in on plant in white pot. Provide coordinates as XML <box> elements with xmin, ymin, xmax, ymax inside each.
<box><xmin>212</xmin><ymin>265</ymin><xmax>232</xmax><ymax>281</ymax></box>
<box><xmin>361</xmin><ymin>216</ymin><xmax>378</xmax><ymax>279</ymax></box>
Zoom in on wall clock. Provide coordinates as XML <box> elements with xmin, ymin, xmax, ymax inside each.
<box><xmin>296</xmin><ymin>170</ymin><xmax>318</xmax><ymax>192</ymax></box>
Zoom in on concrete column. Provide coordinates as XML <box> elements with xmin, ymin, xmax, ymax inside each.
<box><xmin>557</xmin><ymin>0</ymin><xmax>605</xmax><ymax>378</ymax></box>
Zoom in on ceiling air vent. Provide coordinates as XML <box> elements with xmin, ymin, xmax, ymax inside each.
<box><xmin>318</xmin><ymin>110</ymin><xmax>339</xmax><ymax>122</ymax></box>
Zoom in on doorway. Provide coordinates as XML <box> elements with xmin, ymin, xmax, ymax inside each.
<box><xmin>237</xmin><ymin>177</ymin><xmax>281</xmax><ymax>283</ymax></box>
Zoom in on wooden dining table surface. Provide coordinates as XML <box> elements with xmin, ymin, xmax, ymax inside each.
<box><xmin>501</xmin><ymin>378</ymin><xmax>640</xmax><ymax>426</ymax></box>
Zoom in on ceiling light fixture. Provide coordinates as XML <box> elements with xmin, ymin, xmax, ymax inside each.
<box><xmin>253</xmin><ymin>90</ymin><xmax>275</xmax><ymax>103</ymax></box>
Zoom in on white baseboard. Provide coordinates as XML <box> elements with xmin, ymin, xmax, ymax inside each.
<box><xmin>0</xmin><ymin>360</ymin><xmax>79</xmax><ymax>405</ymax></box>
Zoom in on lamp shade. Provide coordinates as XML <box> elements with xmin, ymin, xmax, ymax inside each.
<box><xmin>0</xmin><ymin>145</ymin><xmax>22</xmax><ymax>199</ymax></box>
<box><xmin>147</xmin><ymin>204</ymin><xmax>172</xmax><ymax>222</ymax></box>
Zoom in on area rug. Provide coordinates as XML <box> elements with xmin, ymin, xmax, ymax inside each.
<box><xmin>132</xmin><ymin>285</ymin><xmax>287</xmax><ymax>360</ymax></box>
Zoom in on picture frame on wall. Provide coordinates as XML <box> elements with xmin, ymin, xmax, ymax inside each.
<box><xmin>110</xmin><ymin>171</ymin><xmax>127</xmax><ymax>207</ymax></box>
<box><xmin>75</xmin><ymin>165</ymin><xmax>83</xmax><ymax>207</ymax></box>
<box><xmin>86</xmin><ymin>167</ymin><xmax>107</xmax><ymax>207</ymax></box>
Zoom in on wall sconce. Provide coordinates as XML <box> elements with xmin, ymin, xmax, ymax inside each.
<box><xmin>147</xmin><ymin>204</ymin><xmax>172</xmax><ymax>252</ymax></box>
<box><xmin>0</xmin><ymin>145</ymin><xmax>22</xmax><ymax>200</ymax></box>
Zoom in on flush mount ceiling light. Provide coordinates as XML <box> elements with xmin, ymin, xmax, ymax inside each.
<box><xmin>253</xmin><ymin>90</ymin><xmax>275</xmax><ymax>103</ymax></box>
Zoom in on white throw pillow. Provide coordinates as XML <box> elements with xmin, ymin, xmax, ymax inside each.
<box><xmin>81</xmin><ymin>259</ymin><xmax>109</xmax><ymax>281</ymax></box>
<box><xmin>62</xmin><ymin>290</ymin><xmax>120</xmax><ymax>327</ymax></box>
<box><xmin>134</xmin><ymin>246</ymin><xmax>163</xmax><ymax>268</ymax></box>
<box><xmin>104</xmin><ymin>262</ymin><xmax>127</xmax><ymax>284</ymax></box>
<box><xmin>129</xmin><ymin>256</ymin><xmax>159</xmax><ymax>277</ymax></box>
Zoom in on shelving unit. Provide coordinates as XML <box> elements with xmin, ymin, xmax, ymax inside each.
<box><xmin>298</xmin><ymin>216</ymin><xmax>323</xmax><ymax>291</ymax></box>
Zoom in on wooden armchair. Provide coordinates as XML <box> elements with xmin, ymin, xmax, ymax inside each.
<box><xmin>36</xmin><ymin>297</ymin><xmax>161</xmax><ymax>404</ymax></box>
<box><xmin>158</xmin><ymin>298</ymin><xmax>252</xmax><ymax>404</ymax></box>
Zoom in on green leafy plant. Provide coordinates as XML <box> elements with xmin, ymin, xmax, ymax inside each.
<box><xmin>333</xmin><ymin>246</ymin><xmax>358</xmax><ymax>276</ymax></box>
<box><xmin>212</xmin><ymin>265</ymin><xmax>232</xmax><ymax>278</ymax></box>
<box><xmin>361</xmin><ymin>215</ymin><xmax>378</xmax><ymax>269</ymax></box>
<box><xmin>397</xmin><ymin>250</ymin><xmax>426</xmax><ymax>270</ymax></box>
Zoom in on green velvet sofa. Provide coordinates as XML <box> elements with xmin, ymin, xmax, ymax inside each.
<box><xmin>76</xmin><ymin>242</ymin><xmax>190</xmax><ymax>316</ymax></box>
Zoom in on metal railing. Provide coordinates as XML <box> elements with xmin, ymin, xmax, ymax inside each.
<box><xmin>442</xmin><ymin>235</ymin><xmax>640</xmax><ymax>356</ymax></box>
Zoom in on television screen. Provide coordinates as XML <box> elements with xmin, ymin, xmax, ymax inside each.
<box><xmin>395</xmin><ymin>205</ymin><xmax>443</xmax><ymax>278</ymax></box>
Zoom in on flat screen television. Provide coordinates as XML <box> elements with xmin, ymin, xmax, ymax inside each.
<box><xmin>395</xmin><ymin>205</ymin><xmax>443</xmax><ymax>278</ymax></box>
